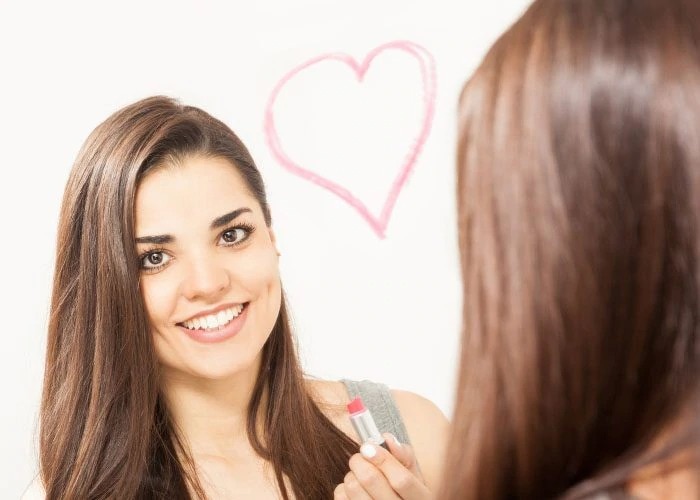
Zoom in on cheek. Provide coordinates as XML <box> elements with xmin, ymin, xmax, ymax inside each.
<box><xmin>140</xmin><ymin>274</ymin><xmax>179</xmax><ymax>327</ymax></box>
<box><xmin>235</xmin><ymin>245</ymin><xmax>281</xmax><ymax>296</ymax></box>
<box><xmin>233</xmin><ymin>246</ymin><xmax>283</xmax><ymax>328</ymax></box>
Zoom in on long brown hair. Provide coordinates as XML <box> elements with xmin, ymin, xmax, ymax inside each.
<box><xmin>443</xmin><ymin>0</ymin><xmax>700</xmax><ymax>498</ymax></box>
<box><xmin>40</xmin><ymin>96</ymin><xmax>357</xmax><ymax>499</ymax></box>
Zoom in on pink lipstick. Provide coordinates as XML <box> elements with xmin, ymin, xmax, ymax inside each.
<box><xmin>346</xmin><ymin>396</ymin><xmax>389</xmax><ymax>450</ymax></box>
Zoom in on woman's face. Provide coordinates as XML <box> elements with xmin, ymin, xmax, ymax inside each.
<box><xmin>134</xmin><ymin>155</ymin><xmax>282</xmax><ymax>381</ymax></box>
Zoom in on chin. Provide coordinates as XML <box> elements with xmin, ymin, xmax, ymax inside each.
<box><xmin>183</xmin><ymin>348</ymin><xmax>264</xmax><ymax>382</ymax></box>
<box><xmin>155</xmin><ymin>326</ymin><xmax>268</xmax><ymax>383</ymax></box>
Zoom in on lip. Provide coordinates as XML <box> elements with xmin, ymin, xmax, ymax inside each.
<box><xmin>178</xmin><ymin>302</ymin><xmax>246</xmax><ymax>324</ymax></box>
<box><xmin>177</xmin><ymin>302</ymin><xmax>249</xmax><ymax>344</ymax></box>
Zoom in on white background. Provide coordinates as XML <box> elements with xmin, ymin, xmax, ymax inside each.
<box><xmin>0</xmin><ymin>0</ymin><xmax>530</xmax><ymax>496</ymax></box>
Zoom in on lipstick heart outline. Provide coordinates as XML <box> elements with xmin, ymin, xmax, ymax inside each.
<box><xmin>264</xmin><ymin>40</ymin><xmax>437</xmax><ymax>238</ymax></box>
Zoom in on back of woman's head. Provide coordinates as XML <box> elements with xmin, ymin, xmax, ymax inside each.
<box><xmin>445</xmin><ymin>0</ymin><xmax>700</xmax><ymax>497</ymax></box>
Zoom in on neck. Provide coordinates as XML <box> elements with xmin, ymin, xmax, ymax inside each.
<box><xmin>160</xmin><ymin>356</ymin><xmax>265</xmax><ymax>457</ymax></box>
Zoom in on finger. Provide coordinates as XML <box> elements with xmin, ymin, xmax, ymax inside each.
<box><xmin>334</xmin><ymin>483</ymin><xmax>350</xmax><ymax>500</ymax></box>
<box><xmin>359</xmin><ymin>442</ymin><xmax>431</xmax><ymax>500</ymax></box>
<box><xmin>342</xmin><ymin>470</ymin><xmax>373</xmax><ymax>500</ymax></box>
<box><xmin>382</xmin><ymin>433</ymin><xmax>424</xmax><ymax>480</ymax></box>
<box><xmin>348</xmin><ymin>453</ymin><xmax>401</xmax><ymax>499</ymax></box>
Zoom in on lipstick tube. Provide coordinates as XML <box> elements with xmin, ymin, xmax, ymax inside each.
<box><xmin>347</xmin><ymin>396</ymin><xmax>389</xmax><ymax>450</ymax></box>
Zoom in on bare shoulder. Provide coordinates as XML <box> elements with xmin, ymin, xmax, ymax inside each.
<box><xmin>21</xmin><ymin>477</ymin><xmax>45</xmax><ymax>500</ymax></box>
<box><xmin>391</xmin><ymin>389</ymin><xmax>450</xmax><ymax>490</ymax></box>
<box><xmin>305</xmin><ymin>378</ymin><xmax>355</xmax><ymax>435</ymax></box>
<box><xmin>305</xmin><ymin>378</ymin><xmax>349</xmax><ymax>406</ymax></box>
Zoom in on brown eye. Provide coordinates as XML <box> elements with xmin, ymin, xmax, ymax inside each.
<box><xmin>148</xmin><ymin>253</ymin><xmax>163</xmax><ymax>265</ymax></box>
<box><xmin>221</xmin><ymin>227</ymin><xmax>249</xmax><ymax>245</ymax></box>
<box><xmin>141</xmin><ymin>251</ymin><xmax>170</xmax><ymax>270</ymax></box>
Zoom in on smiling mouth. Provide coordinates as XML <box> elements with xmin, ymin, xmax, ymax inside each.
<box><xmin>178</xmin><ymin>303</ymin><xmax>249</xmax><ymax>331</ymax></box>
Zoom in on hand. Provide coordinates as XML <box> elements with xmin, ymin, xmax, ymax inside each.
<box><xmin>333</xmin><ymin>433</ymin><xmax>432</xmax><ymax>500</ymax></box>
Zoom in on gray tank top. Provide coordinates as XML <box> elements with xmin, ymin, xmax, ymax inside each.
<box><xmin>341</xmin><ymin>379</ymin><xmax>411</xmax><ymax>445</ymax></box>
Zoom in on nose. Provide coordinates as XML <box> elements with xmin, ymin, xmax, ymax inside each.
<box><xmin>181</xmin><ymin>254</ymin><xmax>231</xmax><ymax>302</ymax></box>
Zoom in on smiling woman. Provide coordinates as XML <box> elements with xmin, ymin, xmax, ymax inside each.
<box><xmin>135</xmin><ymin>157</ymin><xmax>282</xmax><ymax>379</ymax></box>
<box><xmin>26</xmin><ymin>96</ymin><xmax>447</xmax><ymax>499</ymax></box>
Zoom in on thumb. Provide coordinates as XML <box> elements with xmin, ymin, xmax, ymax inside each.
<box><xmin>382</xmin><ymin>432</ymin><xmax>424</xmax><ymax>480</ymax></box>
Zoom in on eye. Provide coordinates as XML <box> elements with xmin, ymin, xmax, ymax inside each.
<box><xmin>220</xmin><ymin>225</ymin><xmax>254</xmax><ymax>246</ymax></box>
<box><xmin>141</xmin><ymin>251</ymin><xmax>171</xmax><ymax>270</ymax></box>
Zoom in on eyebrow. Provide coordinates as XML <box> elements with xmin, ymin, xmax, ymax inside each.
<box><xmin>210</xmin><ymin>207</ymin><xmax>253</xmax><ymax>229</ymax></box>
<box><xmin>135</xmin><ymin>234</ymin><xmax>173</xmax><ymax>245</ymax></box>
<box><xmin>135</xmin><ymin>207</ymin><xmax>253</xmax><ymax>244</ymax></box>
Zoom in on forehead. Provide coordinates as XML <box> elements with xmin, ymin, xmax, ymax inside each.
<box><xmin>135</xmin><ymin>156</ymin><xmax>260</xmax><ymax>234</ymax></box>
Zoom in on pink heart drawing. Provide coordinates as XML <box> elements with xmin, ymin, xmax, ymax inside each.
<box><xmin>264</xmin><ymin>40</ymin><xmax>437</xmax><ymax>238</ymax></box>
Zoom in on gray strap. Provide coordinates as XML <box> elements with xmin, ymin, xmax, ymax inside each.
<box><xmin>341</xmin><ymin>379</ymin><xmax>411</xmax><ymax>445</ymax></box>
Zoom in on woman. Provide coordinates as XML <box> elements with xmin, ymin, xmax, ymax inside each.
<box><xmin>443</xmin><ymin>0</ymin><xmax>700</xmax><ymax>498</ymax></box>
<box><xmin>27</xmin><ymin>96</ymin><xmax>447</xmax><ymax>499</ymax></box>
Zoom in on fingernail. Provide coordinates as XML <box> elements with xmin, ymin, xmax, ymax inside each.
<box><xmin>360</xmin><ymin>443</ymin><xmax>377</xmax><ymax>459</ymax></box>
<box><xmin>391</xmin><ymin>434</ymin><xmax>402</xmax><ymax>447</ymax></box>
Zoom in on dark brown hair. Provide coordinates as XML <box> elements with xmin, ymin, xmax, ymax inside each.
<box><xmin>40</xmin><ymin>96</ymin><xmax>357</xmax><ymax>499</ymax></box>
<box><xmin>443</xmin><ymin>0</ymin><xmax>700</xmax><ymax>498</ymax></box>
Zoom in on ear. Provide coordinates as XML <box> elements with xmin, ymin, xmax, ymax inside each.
<box><xmin>268</xmin><ymin>227</ymin><xmax>281</xmax><ymax>256</ymax></box>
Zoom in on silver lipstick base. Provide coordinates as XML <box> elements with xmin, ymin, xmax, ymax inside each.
<box><xmin>349</xmin><ymin>410</ymin><xmax>388</xmax><ymax>449</ymax></box>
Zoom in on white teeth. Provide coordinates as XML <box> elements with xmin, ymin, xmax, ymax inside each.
<box><xmin>181</xmin><ymin>305</ymin><xmax>245</xmax><ymax>331</ymax></box>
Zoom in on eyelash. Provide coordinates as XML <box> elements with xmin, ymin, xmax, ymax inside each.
<box><xmin>138</xmin><ymin>223</ymin><xmax>256</xmax><ymax>273</ymax></box>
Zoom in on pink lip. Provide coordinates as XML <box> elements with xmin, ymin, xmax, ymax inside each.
<box><xmin>178</xmin><ymin>303</ymin><xmax>249</xmax><ymax>344</ymax></box>
<box><xmin>179</xmin><ymin>301</ymin><xmax>245</xmax><ymax>324</ymax></box>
